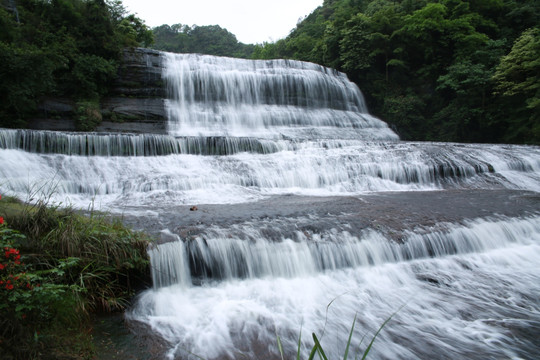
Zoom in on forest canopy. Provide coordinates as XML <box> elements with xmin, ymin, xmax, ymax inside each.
<box><xmin>151</xmin><ymin>23</ymin><xmax>255</xmax><ymax>58</ymax></box>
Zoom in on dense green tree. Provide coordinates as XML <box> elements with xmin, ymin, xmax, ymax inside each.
<box><xmin>189</xmin><ymin>25</ymin><xmax>240</xmax><ymax>56</ymax></box>
<box><xmin>0</xmin><ymin>43</ymin><xmax>61</xmax><ymax>127</ymax></box>
<box><xmin>252</xmin><ymin>39</ymin><xmax>288</xmax><ymax>60</ymax></box>
<box><xmin>493</xmin><ymin>27</ymin><xmax>540</xmax><ymax>143</ymax></box>
<box><xmin>0</xmin><ymin>0</ymin><xmax>152</xmax><ymax>128</ymax></box>
<box><xmin>253</xmin><ymin>0</ymin><xmax>539</xmax><ymax>144</ymax></box>
<box><xmin>152</xmin><ymin>23</ymin><xmax>254</xmax><ymax>58</ymax></box>
<box><xmin>340</xmin><ymin>13</ymin><xmax>373</xmax><ymax>74</ymax></box>
<box><xmin>152</xmin><ymin>24</ymin><xmax>191</xmax><ymax>53</ymax></box>
<box><xmin>2</xmin><ymin>0</ymin><xmax>538</xmax><ymax>143</ymax></box>
<box><xmin>117</xmin><ymin>14</ymin><xmax>154</xmax><ymax>48</ymax></box>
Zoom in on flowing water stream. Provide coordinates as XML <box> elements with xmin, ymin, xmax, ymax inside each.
<box><xmin>0</xmin><ymin>52</ymin><xmax>539</xmax><ymax>359</ymax></box>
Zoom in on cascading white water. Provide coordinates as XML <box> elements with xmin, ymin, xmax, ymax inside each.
<box><xmin>163</xmin><ymin>53</ymin><xmax>398</xmax><ymax>140</ymax></box>
<box><xmin>0</xmin><ymin>52</ymin><xmax>540</xmax><ymax>359</ymax></box>
<box><xmin>1</xmin><ymin>141</ymin><xmax>539</xmax><ymax>209</ymax></box>
<box><xmin>0</xmin><ymin>129</ymin><xmax>286</xmax><ymax>156</ymax></box>
<box><xmin>132</xmin><ymin>216</ymin><xmax>540</xmax><ymax>360</ymax></box>
<box><xmin>1</xmin><ymin>54</ymin><xmax>539</xmax><ymax>208</ymax></box>
<box><xmin>149</xmin><ymin>216</ymin><xmax>540</xmax><ymax>287</ymax></box>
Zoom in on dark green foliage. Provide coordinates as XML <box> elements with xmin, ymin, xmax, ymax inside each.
<box><xmin>2</xmin><ymin>0</ymin><xmax>537</xmax><ymax>143</ymax></box>
<box><xmin>1</xmin><ymin>199</ymin><xmax>151</xmax><ymax>314</ymax></box>
<box><xmin>0</xmin><ymin>193</ymin><xmax>151</xmax><ymax>359</ymax></box>
<box><xmin>0</xmin><ymin>42</ymin><xmax>61</xmax><ymax>128</ymax></box>
<box><xmin>0</xmin><ymin>0</ymin><xmax>152</xmax><ymax>130</ymax></box>
<box><xmin>75</xmin><ymin>100</ymin><xmax>103</xmax><ymax>131</ymax></box>
<box><xmin>492</xmin><ymin>27</ymin><xmax>540</xmax><ymax>144</ymax></box>
<box><xmin>152</xmin><ymin>23</ymin><xmax>255</xmax><ymax>58</ymax></box>
<box><xmin>253</xmin><ymin>0</ymin><xmax>540</xmax><ymax>144</ymax></box>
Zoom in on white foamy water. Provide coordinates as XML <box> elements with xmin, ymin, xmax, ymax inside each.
<box><xmin>1</xmin><ymin>54</ymin><xmax>539</xmax><ymax>211</ymax></box>
<box><xmin>130</xmin><ymin>216</ymin><xmax>540</xmax><ymax>359</ymax></box>
<box><xmin>1</xmin><ymin>141</ymin><xmax>539</xmax><ymax>213</ymax></box>
<box><xmin>147</xmin><ymin>216</ymin><xmax>540</xmax><ymax>287</ymax></box>
<box><xmin>1</xmin><ymin>52</ymin><xmax>540</xmax><ymax>359</ymax></box>
<box><xmin>163</xmin><ymin>53</ymin><xmax>398</xmax><ymax>141</ymax></box>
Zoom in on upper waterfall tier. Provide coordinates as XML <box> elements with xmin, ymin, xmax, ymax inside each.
<box><xmin>163</xmin><ymin>53</ymin><xmax>398</xmax><ymax>140</ymax></box>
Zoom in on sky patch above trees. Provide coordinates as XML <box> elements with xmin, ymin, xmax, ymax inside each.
<box><xmin>121</xmin><ymin>0</ymin><xmax>323</xmax><ymax>44</ymax></box>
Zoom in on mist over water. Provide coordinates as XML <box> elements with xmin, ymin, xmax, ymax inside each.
<box><xmin>1</xmin><ymin>52</ymin><xmax>539</xmax><ymax>359</ymax></box>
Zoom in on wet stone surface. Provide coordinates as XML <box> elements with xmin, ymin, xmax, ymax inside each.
<box><xmin>122</xmin><ymin>189</ymin><xmax>540</xmax><ymax>242</ymax></box>
<box><xmin>93</xmin><ymin>313</ymin><xmax>168</xmax><ymax>360</ymax></box>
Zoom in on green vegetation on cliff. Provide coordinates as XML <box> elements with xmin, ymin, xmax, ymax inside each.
<box><xmin>0</xmin><ymin>0</ymin><xmax>152</xmax><ymax>129</ymax></box>
<box><xmin>152</xmin><ymin>23</ymin><xmax>255</xmax><ymax>58</ymax></box>
<box><xmin>252</xmin><ymin>0</ymin><xmax>540</xmax><ymax>144</ymax></box>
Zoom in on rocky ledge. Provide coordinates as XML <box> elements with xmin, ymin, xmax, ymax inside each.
<box><xmin>119</xmin><ymin>189</ymin><xmax>540</xmax><ymax>242</ymax></box>
<box><xmin>29</xmin><ymin>48</ymin><xmax>168</xmax><ymax>134</ymax></box>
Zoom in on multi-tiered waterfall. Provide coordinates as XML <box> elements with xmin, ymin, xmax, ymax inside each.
<box><xmin>163</xmin><ymin>53</ymin><xmax>398</xmax><ymax>141</ymax></box>
<box><xmin>0</xmin><ymin>52</ymin><xmax>539</xmax><ymax>359</ymax></box>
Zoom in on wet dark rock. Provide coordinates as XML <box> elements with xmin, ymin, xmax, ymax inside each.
<box><xmin>120</xmin><ymin>189</ymin><xmax>540</xmax><ymax>242</ymax></box>
<box><xmin>30</xmin><ymin>48</ymin><xmax>167</xmax><ymax>134</ymax></box>
<box><xmin>93</xmin><ymin>313</ymin><xmax>169</xmax><ymax>360</ymax></box>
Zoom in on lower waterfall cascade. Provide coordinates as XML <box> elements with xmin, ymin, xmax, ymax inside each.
<box><xmin>0</xmin><ymin>52</ymin><xmax>539</xmax><ymax>359</ymax></box>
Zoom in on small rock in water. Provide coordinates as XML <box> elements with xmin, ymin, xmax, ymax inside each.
<box><xmin>190</xmin><ymin>206</ymin><xmax>198</xmax><ymax>211</ymax></box>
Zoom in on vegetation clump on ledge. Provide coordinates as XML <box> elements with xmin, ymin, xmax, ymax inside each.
<box><xmin>0</xmin><ymin>193</ymin><xmax>152</xmax><ymax>359</ymax></box>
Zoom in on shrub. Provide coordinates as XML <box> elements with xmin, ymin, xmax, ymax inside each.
<box><xmin>0</xmin><ymin>220</ymin><xmax>85</xmax><ymax>358</ymax></box>
<box><xmin>0</xmin><ymin>193</ymin><xmax>152</xmax><ymax>359</ymax></box>
<box><xmin>75</xmin><ymin>101</ymin><xmax>103</xmax><ymax>131</ymax></box>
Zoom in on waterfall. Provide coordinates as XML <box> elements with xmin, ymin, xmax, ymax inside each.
<box><xmin>163</xmin><ymin>53</ymin><xmax>398</xmax><ymax>140</ymax></box>
<box><xmin>132</xmin><ymin>216</ymin><xmax>540</xmax><ymax>360</ymax></box>
<box><xmin>0</xmin><ymin>140</ymin><xmax>539</xmax><ymax>209</ymax></box>
<box><xmin>149</xmin><ymin>216</ymin><xmax>540</xmax><ymax>287</ymax></box>
<box><xmin>1</xmin><ymin>51</ymin><xmax>540</xmax><ymax>359</ymax></box>
<box><xmin>0</xmin><ymin>129</ymin><xmax>285</xmax><ymax>156</ymax></box>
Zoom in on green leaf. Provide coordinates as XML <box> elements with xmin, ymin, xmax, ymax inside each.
<box><xmin>343</xmin><ymin>313</ymin><xmax>357</xmax><ymax>360</ymax></box>
<box><xmin>361</xmin><ymin>304</ymin><xmax>406</xmax><ymax>360</ymax></box>
<box><xmin>312</xmin><ymin>333</ymin><xmax>328</xmax><ymax>360</ymax></box>
<box><xmin>386</xmin><ymin>59</ymin><xmax>406</xmax><ymax>68</ymax></box>
<box><xmin>276</xmin><ymin>333</ymin><xmax>284</xmax><ymax>360</ymax></box>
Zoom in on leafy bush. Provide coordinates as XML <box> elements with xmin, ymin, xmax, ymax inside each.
<box><xmin>75</xmin><ymin>101</ymin><xmax>103</xmax><ymax>131</ymax></box>
<box><xmin>0</xmin><ymin>217</ymin><xmax>84</xmax><ymax>358</ymax></box>
<box><xmin>0</xmin><ymin>193</ymin><xmax>152</xmax><ymax>359</ymax></box>
<box><xmin>0</xmin><ymin>0</ymin><xmax>153</xmax><ymax>128</ymax></box>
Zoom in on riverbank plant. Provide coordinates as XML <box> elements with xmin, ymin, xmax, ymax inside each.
<box><xmin>0</xmin><ymin>193</ymin><xmax>152</xmax><ymax>359</ymax></box>
<box><xmin>275</xmin><ymin>303</ymin><xmax>404</xmax><ymax>360</ymax></box>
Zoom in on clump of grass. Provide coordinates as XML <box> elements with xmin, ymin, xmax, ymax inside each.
<box><xmin>0</xmin><ymin>192</ymin><xmax>153</xmax><ymax>359</ymax></box>
<box><xmin>1</xmin><ymin>196</ymin><xmax>152</xmax><ymax>313</ymax></box>
<box><xmin>276</xmin><ymin>305</ymin><xmax>405</xmax><ymax>360</ymax></box>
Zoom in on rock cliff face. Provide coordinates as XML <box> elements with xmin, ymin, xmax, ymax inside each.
<box><xmin>28</xmin><ymin>48</ymin><xmax>168</xmax><ymax>134</ymax></box>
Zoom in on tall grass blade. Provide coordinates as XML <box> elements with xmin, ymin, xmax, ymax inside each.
<box><xmin>343</xmin><ymin>313</ymin><xmax>357</xmax><ymax>360</ymax></box>
<box><xmin>276</xmin><ymin>333</ymin><xmax>285</xmax><ymax>360</ymax></box>
<box><xmin>361</xmin><ymin>304</ymin><xmax>405</xmax><ymax>360</ymax></box>
<box><xmin>320</xmin><ymin>291</ymin><xmax>348</xmax><ymax>339</ymax></box>
<box><xmin>355</xmin><ymin>333</ymin><xmax>368</xmax><ymax>360</ymax></box>
<box><xmin>308</xmin><ymin>344</ymin><xmax>318</xmax><ymax>360</ymax></box>
<box><xmin>296</xmin><ymin>327</ymin><xmax>303</xmax><ymax>360</ymax></box>
<box><xmin>312</xmin><ymin>333</ymin><xmax>328</xmax><ymax>360</ymax></box>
